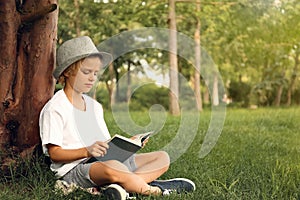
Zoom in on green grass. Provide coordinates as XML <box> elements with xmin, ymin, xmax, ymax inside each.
<box><xmin>1</xmin><ymin>108</ymin><xmax>300</xmax><ymax>199</ymax></box>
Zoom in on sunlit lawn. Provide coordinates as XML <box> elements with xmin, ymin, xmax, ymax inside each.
<box><xmin>1</xmin><ymin>107</ymin><xmax>300</xmax><ymax>199</ymax></box>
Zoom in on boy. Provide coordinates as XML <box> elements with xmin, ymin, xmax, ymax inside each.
<box><xmin>39</xmin><ymin>36</ymin><xmax>195</xmax><ymax>199</ymax></box>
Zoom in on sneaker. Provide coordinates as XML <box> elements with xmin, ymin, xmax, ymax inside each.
<box><xmin>149</xmin><ymin>178</ymin><xmax>196</xmax><ymax>195</ymax></box>
<box><xmin>102</xmin><ymin>184</ymin><xmax>127</xmax><ymax>200</ymax></box>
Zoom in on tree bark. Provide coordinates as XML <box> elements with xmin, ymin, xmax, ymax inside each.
<box><xmin>274</xmin><ymin>71</ymin><xmax>285</xmax><ymax>107</ymax></box>
<box><xmin>168</xmin><ymin>0</ymin><xmax>180</xmax><ymax>116</ymax></box>
<box><xmin>74</xmin><ymin>0</ymin><xmax>81</xmax><ymax>36</ymax></box>
<box><xmin>0</xmin><ymin>0</ymin><xmax>58</xmax><ymax>168</ymax></box>
<box><xmin>194</xmin><ymin>0</ymin><xmax>203</xmax><ymax>112</ymax></box>
<box><xmin>286</xmin><ymin>51</ymin><xmax>299</xmax><ymax>106</ymax></box>
<box><xmin>106</xmin><ymin>63</ymin><xmax>115</xmax><ymax>106</ymax></box>
<box><xmin>203</xmin><ymin>87</ymin><xmax>210</xmax><ymax>104</ymax></box>
<box><xmin>114</xmin><ymin>64</ymin><xmax>120</xmax><ymax>102</ymax></box>
<box><xmin>274</xmin><ymin>84</ymin><xmax>283</xmax><ymax>107</ymax></box>
<box><xmin>212</xmin><ymin>74</ymin><xmax>219</xmax><ymax>106</ymax></box>
<box><xmin>126</xmin><ymin>61</ymin><xmax>132</xmax><ymax>102</ymax></box>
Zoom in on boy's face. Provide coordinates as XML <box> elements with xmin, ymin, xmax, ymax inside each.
<box><xmin>67</xmin><ymin>56</ymin><xmax>101</xmax><ymax>94</ymax></box>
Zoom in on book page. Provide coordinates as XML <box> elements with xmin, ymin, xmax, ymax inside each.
<box><xmin>132</xmin><ymin>131</ymin><xmax>154</xmax><ymax>145</ymax></box>
<box><xmin>112</xmin><ymin>134</ymin><xmax>142</xmax><ymax>146</ymax></box>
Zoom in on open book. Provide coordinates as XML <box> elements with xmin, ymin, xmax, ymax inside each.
<box><xmin>85</xmin><ymin>131</ymin><xmax>154</xmax><ymax>163</ymax></box>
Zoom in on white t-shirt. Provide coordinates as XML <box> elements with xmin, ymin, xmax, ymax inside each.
<box><xmin>39</xmin><ymin>90</ymin><xmax>111</xmax><ymax>177</ymax></box>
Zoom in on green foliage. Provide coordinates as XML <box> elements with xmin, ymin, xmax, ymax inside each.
<box><xmin>228</xmin><ymin>80</ymin><xmax>252</xmax><ymax>107</ymax></box>
<box><xmin>95</xmin><ymin>83</ymin><xmax>110</xmax><ymax>107</ymax></box>
<box><xmin>57</xmin><ymin>0</ymin><xmax>300</xmax><ymax>107</ymax></box>
<box><xmin>129</xmin><ymin>84</ymin><xmax>169</xmax><ymax>111</ymax></box>
<box><xmin>95</xmin><ymin>78</ymin><xmax>169</xmax><ymax>111</ymax></box>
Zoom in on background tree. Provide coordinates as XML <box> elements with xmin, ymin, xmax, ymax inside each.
<box><xmin>193</xmin><ymin>0</ymin><xmax>203</xmax><ymax>111</ymax></box>
<box><xmin>168</xmin><ymin>0</ymin><xmax>181</xmax><ymax>115</ymax></box>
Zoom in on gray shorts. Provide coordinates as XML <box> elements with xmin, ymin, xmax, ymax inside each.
<box><xmin>62</xmin><ymin>155</ymin><xmax>137</xmax><ymax>188</ymax></box>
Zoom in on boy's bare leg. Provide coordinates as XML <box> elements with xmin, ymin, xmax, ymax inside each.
<box><xmin>134</xmin><ymin>151</ymin><xmax>170</xmax><ymax>183</ymax></box>
<box><xmin>89</xmin><ymin>160</ymin><xmax>161</xmax><ymax>195</ymax></box>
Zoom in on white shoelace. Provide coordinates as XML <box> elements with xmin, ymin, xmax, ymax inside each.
<box><xmin>162</xmin><ymin>189</ymin><xmax>176</xmax><ymax>196</ymax></box>
<box><xmin>126</xmin><ymin>192</ymin><xmax>136</xmax><ymax>199</ymax></box>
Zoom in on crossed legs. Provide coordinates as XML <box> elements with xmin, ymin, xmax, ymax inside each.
<box><xmin>89</xmin><ymin>151</ymin><xmax>170</xmax><ymax>195</ymax></box>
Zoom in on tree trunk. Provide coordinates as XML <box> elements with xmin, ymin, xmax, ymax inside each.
<box><xmin>0</xmin><ymin>0</ymin><xmax>58</xmax><ymax>169</ymax></box>
<box><xmin>203</xmin><ymin>87</ymin><xmax>210</xmax><ymax>104</ymax></box>
<box><xmin>274</xmin><ymin>71</ymin><xmax>285</xmax><ymax>107</ymax></box>
<box><xmin>274</xmin><ymin>84</ymin><xmax>283</xmax><ymax>107</ymax></box>
<box><xmin>194</xmin><ymin>0</ymin><xmax>203</xmax><ymax>112</ymax></box>
<box><xmin>168</xmin><ymin>0</ymin><xmax>180</xmax><ymax>116</ymax></box>
<box><xmin>126</xmin><ymin>61</ymin><xmax>132</xmax><ymax>102</ymax></box>
<box><xmin>114</xmin><ymin>64</ymin><xmax>120</xmax><ymax>102</ymax></box>
<box><xmin>212</xmin><ymin>74</ymin><xmax>219</xmax><ymax>106</ymax></box>
<box><xmin>106</xmin><ymin>63</ymin><xmax>115</xmax><ymax>106</ymax></box>
<box><xmin>286</xmin><ymin>51</ymin><xmax>299</xmax><ymax>106</ymax></box>
<box><xmin>74</xmin><ymin>0</ymin><xmax>81</xmax><ymax>36</ymax></box>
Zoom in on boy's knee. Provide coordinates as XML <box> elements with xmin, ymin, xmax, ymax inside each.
<box><xmin>158</xmin><ymin>151</ymin><xmax>170</xmax><ymax>164</ymax></box>
<box><xmin>102</xmin><ymin>160</ymin><xmax>130</xmax><ymax>182</ymax></box>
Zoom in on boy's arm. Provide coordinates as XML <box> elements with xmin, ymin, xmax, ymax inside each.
<box><xmin>47</xmin><ymin>141</ymin><xmax>109</xmax><ymax>163</ymax></box>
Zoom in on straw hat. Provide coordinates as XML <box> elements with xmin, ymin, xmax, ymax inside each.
<box><xmin>54</xmin><ymin>36</ymin><xmax>112</xmax><ymax>80</ymax></box>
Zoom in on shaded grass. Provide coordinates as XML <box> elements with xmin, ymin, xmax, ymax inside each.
<box><xmin>1</xmin><ymin>107</ymin><xmax>300</xmax><ymax>199</ymax></box>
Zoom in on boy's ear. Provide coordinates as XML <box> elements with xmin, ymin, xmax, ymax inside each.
<box><xmin>62</xmin><ymin>71</ymin><xmax>69</xmax><ymax>78</ymax></box>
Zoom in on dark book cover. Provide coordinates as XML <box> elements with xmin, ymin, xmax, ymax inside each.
<box><xmin>85</xmin><ymin>131</ymin><xmax>153</xmax><ymax>163</ymax></box>
<box><xmin>98</xmin><ymin>136</ymin><xmax>141</xmax><ymax>162</ymax></box>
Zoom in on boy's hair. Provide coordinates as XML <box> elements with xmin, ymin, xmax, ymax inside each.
<box><xmin>57</xmin><ymin>60</ymin><xmax>82</xmax><ymax>85</ymax></box>
<box><xmin>57</xmin><ymin>55</ymin><xmax>102</xmax><ymax>85</ymax></box>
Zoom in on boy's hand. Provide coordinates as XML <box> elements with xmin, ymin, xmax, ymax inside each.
<box><xmin>87</xmin><ymin>141</ymin><xmax>109</xmax><ymax>157</ymax></box>
<box><xmin>130</xmin><ymin>135</ymin><xmax>149</xmax><ymax>148</ymax></box>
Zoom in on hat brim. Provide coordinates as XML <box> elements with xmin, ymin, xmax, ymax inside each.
<box><xmin>54</xmin><ymin>51</ymin><xmax>113</xmax><ymax>80</ymax></box>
